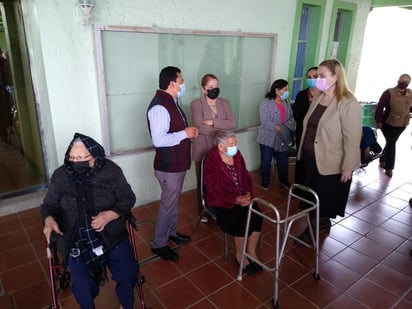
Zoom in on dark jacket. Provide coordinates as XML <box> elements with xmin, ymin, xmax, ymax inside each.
<box><xmin>40</xmin><ymin>134</ymin><xmax>136</xmax><ymax>263</ymax></box>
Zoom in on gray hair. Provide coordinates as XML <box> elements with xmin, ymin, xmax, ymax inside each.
<box><xmin>214</xmin><ymin>130</ymin><xmax>236</xmax><ymax>146</ymax></box>
<box><xmin>72</xmin><ymin>137</ymin><xmax>84</xmax><ymax>145</ymax></box>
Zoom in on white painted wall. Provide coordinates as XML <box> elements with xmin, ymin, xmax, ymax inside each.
<box><xmin>21</xmin><ymin>0</ymin><xmax>372</xmax><ymax>207</ymax></box>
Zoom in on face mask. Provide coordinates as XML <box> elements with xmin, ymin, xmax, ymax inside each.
<box><xmin>397</xmin><ymin>81</ymin><xmax>408</xmax><ymax>90</ymax></box>
<box><xmin>71</xmin><ymin>161</ymin><xmax>92</xmax><ymax>175</ymax></box>
<box><xmin>306</xmin><ymin>79</ymin><xmax>317</xmax><ymax>88</ymax></box>
<box><xmin>177</xmin><ymin>83</ymin><xmax>186</xmax><ymax>98</ymax></box>
<box><xmin>316</xmin><ymin>78</ymin><xmax>329</xmax><ymax>92</ymax></box>
<box><xmin>280</xmin><ymin>91</ymin><xmax>289</xmax><ymax>100</ymax></box>
<box><xmin>225</xmin><ymin>145</ymin><xmax>238</xmax><ymax>157</ymax></box>
<box><xmin>206</xmin><ymin>87</ymin><xmax>220</xmax><ymax>100</ymax></box>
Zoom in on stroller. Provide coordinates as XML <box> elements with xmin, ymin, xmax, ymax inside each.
<box><xmin>360</xmin><ymin>126</ymin><xmax>382</xmax><ymax>168</ymax></box>
<box><xmin>46</xmin><ymin>213</ymin><xmax>149</xmax><ymax>309</ymax></box>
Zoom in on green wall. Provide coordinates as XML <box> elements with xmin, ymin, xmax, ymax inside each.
<box><xmin>21</xmin><ymin>0</ymin><xmax>373</xmax><ymax>207</ymax></box>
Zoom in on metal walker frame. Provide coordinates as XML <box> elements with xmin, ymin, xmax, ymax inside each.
<box><xmin>236</xmin><ymin>184</ymin><xmax>320</xmax><ymax>308</ymax></box>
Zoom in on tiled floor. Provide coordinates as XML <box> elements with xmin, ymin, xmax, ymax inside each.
<box><xmin>0</xmin><ymin>128</ymin><xmax>411</xmax><ymax>308</ymax></box>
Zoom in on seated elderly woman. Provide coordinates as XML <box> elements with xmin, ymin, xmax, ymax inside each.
<box><xmin>203</xmin><ymin>130</ymin><xmax>263</xmax><ymax>275</ymax></box>
<box><xmin>41</xmin><ymin>132</ymin><xmax>138</xmax><ymax>309</ymax></box>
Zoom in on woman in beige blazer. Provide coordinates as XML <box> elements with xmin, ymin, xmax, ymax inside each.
<box><xmin>296</xmin><ymin>59</ymin><xmax>362</xmax><ymax>242</ymax></box>
<box><xmin>190</xmin><ymin>74</ymin><xmax>236</xmax><ymax>222</ymax></box>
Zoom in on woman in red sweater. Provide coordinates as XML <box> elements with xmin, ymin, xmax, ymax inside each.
<box><xmin>204</xmin><ymin>130</ymin><xmax>262</xmax><ymax>275</ymax></box>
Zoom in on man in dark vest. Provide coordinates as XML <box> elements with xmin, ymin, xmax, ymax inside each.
<box><xmin>147</xmin><ymin>66</ymin><xmax>199</xmax><ymax>260</ymax></box>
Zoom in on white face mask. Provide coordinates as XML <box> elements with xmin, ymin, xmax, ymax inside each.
<box><xmin>225</xmin><ymin>145</ymin><xmax>238</xmax><ymax>157</ymax></box>
<box><xmin>177</xmin><ymin>83</ymin><xmax>186</xmax><ymax>98</ymax></box>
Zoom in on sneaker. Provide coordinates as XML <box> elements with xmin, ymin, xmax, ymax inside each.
<box><xmin>200</xmin><ymin>216</ymin><xmax>209</xmax><ymax>223</ymax></box>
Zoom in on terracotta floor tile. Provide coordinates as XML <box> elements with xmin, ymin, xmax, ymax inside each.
<box><xmin>193</xmin><ymin>234</ymin><xmax>227</xmax><ymax>261</ymax></box>
<box><xmin>379</xmin><ymin>218</ymin><xmax>412</xmax><ymax>238</ymax></box>
<box><xmin>333</xmin><ymin>247</ymin><xmax>378</xmax><ymax>275</ymax></box>
<box><xmin>154</xmin><ymin>276</ymin><xmax>204</xmax><ymax>309</ymax></box>
<box><xmin>0</xmin><ymin>229</ymin><xmax>29</xmax><ymax>253</ymax></box>
<box><xmin>326</xmin><ymin>294</ymin><xmax>369</xmax><ymax>309</ymax></box>
<box><xmin>366</xmin><ymin>200</ymin><xmax>402</xmax><ymax>217</ymax></box>
<box><xmin>275</xmin><ymin>287</ymin><xmax>318</xmax><ymax>308</ymax></box>
<box><xmin>0</xmin><ymin>213</ymin><xmax>20</xmax><ymax>235</ymax></box>
<box><xmin>366</xmin><ymin>227</ymin><xmax>406</xmax><ymax>249</ymax></box>
<box><xmin>383</xmin><ymin>251</ymin><xmax>412</xmax><ymax>278</ymax></box>
<box><xmin>329</xmin><ymin>224</ymin><xmax>362</xmax><ymax>246</ymax></box>
<box><xmin>319</xmin><ymin>259</ymin><xmax>362</xmax><ymax>290</ymax></box>
<box><xmin>0</xmin><ymin>294</ymin><xmax>14</xmax><ymax>309</ymax></box>
<box><xmin>353</xmin><ymin>207</ymin><xmax>389</xmax><ymax>225</ymax></box>
<box><xmin>290</xmin><ymin>273</ymin><xmax>342</xmax><ymax>307</ymax></box>
<box><xmin>186</xmin><ymin>298</ymin><xmax>217</xmax><ymax>309</ymax></box>
<box><xmin>238</xmin><ymin>270</ymin><xmax>277</xmax><ymax>303</ymax></box>
<box><xmin>380</xmin><ymin>195</ymin><xmax>410</xmax><ymax>210</ymax></box>
<box><xmin>13</xmin><ymin>281</ymin><xmax>52</xmax><ymax>309</ymax></box>
<box><xmin>347</xmin><ymin>278</ymin><xmax>399</xmax><ymax>308</ymax></box>
<box><xmin>140</xmin><ymin>258</ymin><xmax>181</xmax><ymax>288</ymax></box>
<box><xmin>186</xmin><ymin>261</ymin><xmax>232</xmax><ymax>295</ymax></box>
<box><xmin>208</xmin><ymin>282</ymin><xmax>261</xmax><ymax>309</ymax></box>
<box><xmin>318</xmin><ymin>236</ymin><xmax>346</xmax><ymax>257</ymax></box>
<box><xmin>366</xmin><ymin>264</ymin><xmax>412</xmax><ymax>296</ymax></box>
<box><xmin>338</xmin><ymin>215</ymin><xmax>377</xmax><ymax>235</ymax></box>
<box><xmin>391</xmin><ymin>210</ymin><xmax>412</xmax><ymax>226</ymax></box>
<box><xmin>1</xmin><ymin>260</ymin><xmax>44</xmax><ymax>292</ymax></box>
<box><xmin>0</xmin><ymin>244</ymin><xmax>35</xmax><ymax>273</ymax></box>
<box><xmin>350</xmin><ymin>236</ymin><xmax>394</xmax><ymax>261</ymax></box>
<box><xmin>18</xmin><ymin>207</ymin><xmax>42</xmax><ymax>228</ymax></box>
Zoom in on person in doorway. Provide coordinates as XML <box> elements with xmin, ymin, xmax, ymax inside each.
<box><xmin>41</xmin><ymin>132</ymin><xmax>138</xmax><ymax>309</ymax></box>
<box><xmin>147</xmin><ymin>66</ymin><xmax>199</xmax><ymax>261</ymax></box>
<box><xmin>256</xmin><ymin>79</ymin><xmax>295</xmax><ymax>190</ymax></box>
<box><xmin>375</xmin><ymin>73</ymin><xmax>412</xmax><ymax>177</ymax></box>
<box><xmin>292</xmin><ymin>66</ymin><xmax>319</xmax><ymax>185</ymax></box>
<box><xmin>0</xmin><ymin>47</ymin><xmax>13</xmax><ymax>144</ymax></box>
<box><xmin>204</xmin><ymin>130</ymin><xmax>263</xmax><ymax>275</ymax></box>
<box><xmin>190</xmin><ymin>74</ymin><xmax>236</xmax><ymax>223</ymax></box>
<box><xmin>296</xmin><ymin>59</ymin><xmax>362</xmax><ymax>242</ymax></box>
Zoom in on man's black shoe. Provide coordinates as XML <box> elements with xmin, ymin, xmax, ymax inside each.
<box><xmin>151</xmin><ymin>245</ymin><xmax>179</xmax><ymax>261</ymax></box>
<box><xmin>169</xmin><ymin>232</ymin><xmax>191</xmax><ymax>244</ymax></box>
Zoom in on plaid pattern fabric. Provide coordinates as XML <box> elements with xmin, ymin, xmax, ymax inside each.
<box><xmin>74</xmin><ymin>216</ymin><xmax>108</xmax><ymax>286</ymax></box>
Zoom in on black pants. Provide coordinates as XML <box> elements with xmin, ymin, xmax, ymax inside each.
<box><xmin>380</xmin><ymin>123</ymin><xmax>405</xmax><ymax>170</ymax></box>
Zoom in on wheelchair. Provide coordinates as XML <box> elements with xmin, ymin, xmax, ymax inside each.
<box><xmin>46</xmin><ymin>213</ymin><xmax>149</xmax><ymax>309</ymax></box>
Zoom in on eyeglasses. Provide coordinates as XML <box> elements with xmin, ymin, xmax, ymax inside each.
<box><xmin>68</xmin><ymin>154</ymin><xmax>91</xmax><ymax>161</ymax></box>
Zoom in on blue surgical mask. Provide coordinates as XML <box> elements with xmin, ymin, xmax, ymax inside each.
<box><xmin>281</xmin><ymin>91</ymin><xmax>289</xmax><ymax>100</ymax></box>
<box><xmin>177</xmin><ymin>83</ymin><xmax>186</xmax><ymax>98</ymax></box>
<box><xmin>306</xmin><ymin>79</ymin><xmax>317</xmax><ymax>88</ymax></box>
<box><xmin>225</xmin><ymin>145</ymin><xmax>238</xmax><ymax>157</ymax></box>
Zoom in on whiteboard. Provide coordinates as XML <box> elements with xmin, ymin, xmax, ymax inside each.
<box><xmin>95</xmin><ymin>25</ymin><xmax>277</xmax><ymax>155</ymax></box>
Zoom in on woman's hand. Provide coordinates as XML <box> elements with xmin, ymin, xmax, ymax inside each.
<box><xmin>91</xmin><ymin>210</ymin><xmax>120</xmax><ymax>232</ymax></box>
<box><xmin>340</xmin><ymin>170</ymin><xmax>352</xmax><ymax>183</ymax></box>
<box><xmin>236</xmin><ymin>192</ymin><xmax>251</xmax><ymax>206</ymax></box>
<box><xmin>43</xmin><ymin>216</ymin><xmax>63</xmax><ymax>244</ymax></box>
<box><xmin>274</xmin><ymin>125</ymin><xmax>281</xmax><ymax>132</ymax></box>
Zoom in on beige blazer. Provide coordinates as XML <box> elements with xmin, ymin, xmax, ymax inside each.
<box><xmin>297</xmin><ymin>93</ymin><xmax>362</xmax><ymax>175</ymax></box>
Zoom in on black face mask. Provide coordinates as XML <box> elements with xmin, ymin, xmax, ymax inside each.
<box><xmin>206</xmin><ymin>87</ymin><xmax>220</xmax><ymax>100</ymax></box>
<box><xmin>70</xmin><ymin>161</ymin><xmax>92</xmax><ymax>175</ymax></box>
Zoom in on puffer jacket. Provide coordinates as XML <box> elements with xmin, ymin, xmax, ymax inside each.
<box><xmin>40</xmin><ymin>159</ymin><xmax>136</xmax><ymax>263</ymax></box>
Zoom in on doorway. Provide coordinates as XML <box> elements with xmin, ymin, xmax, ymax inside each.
<box><xmin>0</xmin><ymin>0</ymin><xmax>46</xmax><ymax>198</ymax></box>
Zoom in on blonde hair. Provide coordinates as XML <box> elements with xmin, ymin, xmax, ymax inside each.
<box><xmin>319</xmin><ymin>59</ymin><xmax>354</xmax><ymax>102</ymax></box>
